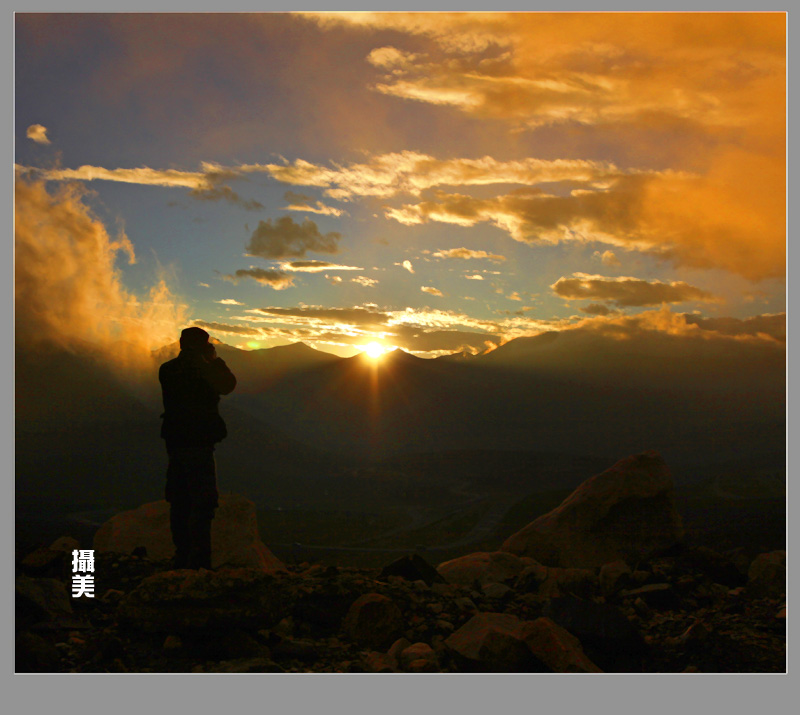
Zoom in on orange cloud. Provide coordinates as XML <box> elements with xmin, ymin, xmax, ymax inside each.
<box><xmin>551</xmin><ymin>273</ymin><xmax>720</xmax><ymax>307</ymax></box>
<box><xmin>308</xmin><ymin>13</ymin><xmax>785</xmax><ymax>282</ymax></box>
<box><xmin>385</xmin><ymin>167</ymin><xmax>784</xmax><ymax>280</ymax></box>
<box><xmin>26</xmin><ymin>124</ymin><xmax>51</xmax><ymax>144</ymax></box>
<box><xmin>14</xmin><ymin>178</ymin><xmax>188</xmax><ymax>365</ymax></box>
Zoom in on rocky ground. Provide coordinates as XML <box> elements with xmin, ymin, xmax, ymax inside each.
<box><xmin>17</xmin><ymin>453</ymin><xmax>785</xmax><ymax>674</ymax></box>
<box><xmin>16</xmin><ymin>544</ymin><xmax>785</xmax><ymax>673</ymax></box>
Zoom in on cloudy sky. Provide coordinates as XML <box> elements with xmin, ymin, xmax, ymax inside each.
<box><xmin>15</xmin><ymin>12</ymin><xmax>786</xmax><ymax>358</ymax></box>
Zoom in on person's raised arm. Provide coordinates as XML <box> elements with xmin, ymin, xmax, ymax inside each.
<box><xmin>200</xmin><ymin>343</ymin><xmax>237</xmax><ymax>395</ymax></box>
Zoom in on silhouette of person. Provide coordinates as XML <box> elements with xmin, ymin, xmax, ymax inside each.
<box><xmin>159</xmin><ymin>327</ymin><xmax>236</xmax><ymax>569</ymax></box>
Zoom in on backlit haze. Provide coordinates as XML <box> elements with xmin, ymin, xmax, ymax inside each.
<box><xmin>15</xmin><ymin>12</ymin><xmax>785</xmax><ymax>362</ymax></box>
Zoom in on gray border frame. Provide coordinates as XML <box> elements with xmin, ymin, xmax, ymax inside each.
<box><xmin>8</xmin><ymin>3</ymin><xmax>792</xmax><ymax>713</ymax></box>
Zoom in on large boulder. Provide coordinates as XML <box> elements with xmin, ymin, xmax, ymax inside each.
<box><xmin>93</xmin><ymin>493</ymin><xmax>285</xmax><ymax>573</ymax></box>
<box><xmin>501</xmin><ymin>452</ymin><xmax>683</xmax><ymax>568</ymax></box>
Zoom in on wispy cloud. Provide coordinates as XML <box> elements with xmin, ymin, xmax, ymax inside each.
<box><xmin>258</xmin><ymin>151</ymin><xmax>622</xmax><ymax>200</ymax></box>
<box><xmin>432</xmin><ymin>247</ymin><xmax>506</xmax><ymax>261</ymax></box>
<box><xmin>280</xmin><ymin>260</ymin><xmax>363</xmax><ymax>273</ymax></box>
<box><xmin>221</xmin><ymin>267</ymin><xmax>295</xmax><ymax>290</ymax></box>
<box><xmin>282</xmin><ymin>190</ymin><xmax>345</xmax><ymax>217</ymax></box>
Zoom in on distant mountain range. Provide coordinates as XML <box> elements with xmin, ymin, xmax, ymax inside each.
<box><xmin>16</xmin><ymin>327</ymin><xmax>785</xmax><ymax>510</ymax></box>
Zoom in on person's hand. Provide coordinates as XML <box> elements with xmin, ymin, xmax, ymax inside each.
<box><xmin>202</xmin><ymin>343</ymin><xmax>217</xmax><ymax>362</ymax></box>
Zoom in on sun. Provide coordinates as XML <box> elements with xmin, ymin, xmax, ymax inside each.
<box><xmin>361</xmin><ymin>342</ymin><xmax>388</xmax><ymax>360</ymax></box>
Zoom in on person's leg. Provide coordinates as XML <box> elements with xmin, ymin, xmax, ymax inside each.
<box><xmin>169</xmin><ymin>499</ymin><xmax>192</xmax><ymax>568</ymax></box>
<box><xmin>185</xmin><ymin>447</ymin><xmax>218</xmax><ymax>570</ymax></box>
<box><xmin>165</xmin><ymin>448</ymin><xmax>192</xmax><ymax>568</ymax></box>
<box><xmin>186</xmin><ymin>502</ymin><xmax>216</xmax><ymax>569</ymax></box>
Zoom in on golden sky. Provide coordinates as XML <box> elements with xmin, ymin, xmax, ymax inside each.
<box><xmin>15</xmin><ymin>12</ymin><xmax>785</xmax><ymax>360</ymax></box>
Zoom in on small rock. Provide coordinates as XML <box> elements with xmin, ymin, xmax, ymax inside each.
<box><xmin>19</xmin><ymin>548</ymin><xmax>68</xmax><ymax>579</ymax></box>
<box><xmin>363</xmin><ymin>651</ymin><xmax>395</xmax><ymax>673</ymax></box>
<box><xmin>406</xmin><ymin>658</ymin><xmax>439</xmax><ymax>673</ymax></box>
<box><xmin>380</xmin><ymin>554</ymin><xmax>445</xmax><ymax>586</ymax></box>
<box><xmin>680</xmin><ymin>546</ymin><xmax>746</xmax><ymax>588</ymax></box>
<box><xmin>210</xmin><ymin>657</ymin><xmax>284</xmax><ymax>673</ymax></box>
<box><xmin>273</xmin><ymin>617</ymin><xmax>294</xmax><ymax>638</ymax></box>
<box><xmin>519</xmin><ymin>617</ymin><xmax>603</xmax><ymax>673</ymax></box>
<box><xmin>399</xmin><ymin>642</ymin><xmax>438</xmax><ymax>671</ymax></box>
<box><xmin>163</xmin><ymin>635</ymin><xmax>182</xmax><ymax>650</ymax></box>
<box><xmin>632</xmin><ymin>597</ymin><xmax>652</xmax><ymax>618</ymax></box>
<box><xmin>619</xmin><ymin>583</ymin><xmax>680</xmax><ymax>611</ymax></box>
<box><xmin>100</xmin><ymin>589</ymin><xmax>125</xmax><ymax>605</ymax></box>
<box><xmin>342</xmin><ymin>593</ymin><xmax>405</xmax><ymax>650</ymax></box>
<box><xmin>599</xmin><ymin>560</ymin><xmax>632</xmax><ymax>596</ymax></box>
<box><xmin>483</xmin><ymin>583</ymin><xmax>512</xmax><ymax>600</ymax></box>
<box><xmin>747</xmin><ymin>551</ymin><xmax>786</xmax><ymax>598</ymax></box>
<box><xmin>453</xmin><ymin>597</ymin><xmax>478</xmax><ymax>613</ymax></box>
<box><xmin>515</xmin><ymin>563</ymin><xmax>549</xmax><ymax>593</ymax></box>
<box><xmin>49</xmin><ymin>536</ymin><xmax>81</xmax><ymax>553</ymax></box>
<box><xmin>270</xmin><ymin>636</ymin><xmax>319</xmax><ymax>663</ymax></box>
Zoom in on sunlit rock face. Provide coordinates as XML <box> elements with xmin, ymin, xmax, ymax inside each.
<box><xmin>501</xmin><ymin>451</ymin><xmax>684</xmax><ymax>568</ymax></box>
<box><xmin>93</xmin><ymin>493</ymin><xmax>285</xmax><ymax>573</ymax></box>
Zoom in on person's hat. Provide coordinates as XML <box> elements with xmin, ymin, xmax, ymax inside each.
<box><xmin>180</xmin><ymin>326</ymin><xmax>210</xmax><ymax>349</ymax></box>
